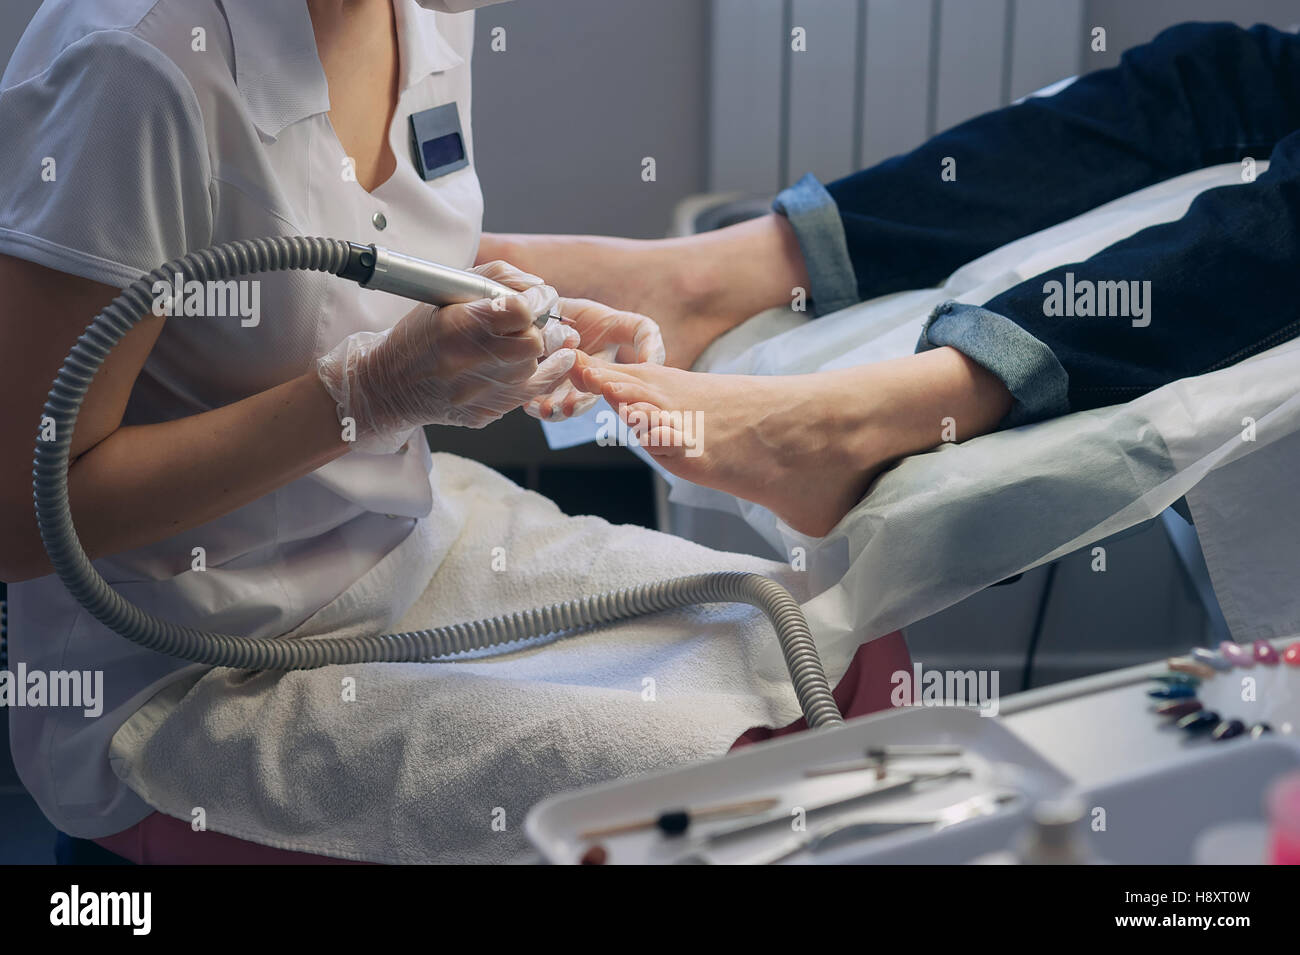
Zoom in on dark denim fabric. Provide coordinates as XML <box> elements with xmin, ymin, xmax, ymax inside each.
<box><xmin>774</xmin><ymin>22</ymin><xmax>1300</xmax><ymax>425</ymax></box>
<box><xmin>771</xmin><ymin>173</ymin><xmax>859</xmax><ymax>317</ymax></box>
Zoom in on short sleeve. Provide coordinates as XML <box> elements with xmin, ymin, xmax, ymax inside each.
<box><xmin>0</xmin><ymin>30</ymin><xmax>213</xmax><ymax>289</ymax></box>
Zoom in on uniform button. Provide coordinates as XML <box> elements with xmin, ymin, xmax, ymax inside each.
<box><xmin>372</xmin><ymin>211</ymin><xmax>388</xmax><ymax>231</ymax></box>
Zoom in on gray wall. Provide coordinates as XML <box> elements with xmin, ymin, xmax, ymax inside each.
<box><xmin>470</xmin><ymin>0</ymin><xmax>1300</xmax><ymax>231</ymax></box>
<box><xmin>470</xmin><ymin>0</ymin><xmax>710</xmax><ymax>238</ymax></box>
<box><xmin>709</xmin><ymin>0</ymin><xmax>1088</xmax><ymax>195</ymax></box>
<box><xmin>706</xmin><ymin>0</ymin><xmax>1300</xmax><ymax>199</ymax></box>
<box><xmin>1085</xmin><ymin>0</ymin><xmax>1300</xmax><ymax>68</ymax></box>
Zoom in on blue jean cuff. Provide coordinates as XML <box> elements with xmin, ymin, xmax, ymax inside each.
<box><xmin>916</xmin><ymin>301</ymin><xmax>1070</xmax><ymax>428</ymax></box>
<box><xmin>772</xmin><ymin>173</ymin><xmax>859</xmax><ymax>317</ymax></box>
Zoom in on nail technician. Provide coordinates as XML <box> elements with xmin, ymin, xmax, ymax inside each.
<box><xmin>0</xmin><ymin>0</ymin><xmax>661</xmax><ymax>844</ymax></box>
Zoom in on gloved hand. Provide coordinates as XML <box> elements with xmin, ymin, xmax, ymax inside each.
<box><xmin>524</xmin><ymin>297</ymin><xmax>665</xmax><ymax>420</ymax></box>
<box><xmin>317</xmin><ymin>261</ymin><xmax>581</xmax><ymax>453</ymax></box>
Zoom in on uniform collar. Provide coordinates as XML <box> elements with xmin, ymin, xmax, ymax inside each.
<box><xmin>394</xmin><ymin>0</ymin><xmax>465</xmax><ymax>90</ymax></box>
<box><xmin>222</xmin><ymin>0</ymin><xmax>464</xmax><ymax>140</ymax></box>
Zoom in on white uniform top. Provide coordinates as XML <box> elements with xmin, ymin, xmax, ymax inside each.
<box><xmin>0</xmin><ymin>0</ymin><xmax>503</xmax><ymax>838</ymax></box>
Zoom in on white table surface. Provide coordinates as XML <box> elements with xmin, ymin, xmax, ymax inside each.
<box><xmin>1001</xmin><ymin>638</ymin><xmax>1297</xmax><ymax>788</ymax></box>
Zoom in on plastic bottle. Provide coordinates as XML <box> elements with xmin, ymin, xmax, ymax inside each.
<box><xmin>1266</xmin><ymin>771</ymin><xmax>1300</xmax><ymax>865</ymax></box>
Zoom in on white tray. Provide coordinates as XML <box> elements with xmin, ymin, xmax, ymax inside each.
<box><xmin>525</xmin><ymin>706</ymin><xmax>1071</xmax><ymax>865</ymax></box>
<box><xmin>820</xmin><ymin>736</ymin><xmax>1300</xmax><ymax>864</ymax></box>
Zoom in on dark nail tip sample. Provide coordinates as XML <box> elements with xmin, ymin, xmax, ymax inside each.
<box><xmin>1211</xmin><ymin>719</ymin><xmax>1246</xmax><ymax>741</ymax></box>
<box><xmin>1155</xmin><ymin>699</ymin><xmax>1203</xmax><ymax>718</ymax></box>
<box><xmin>1177</xmin><ymin>710</ymin><xmax>1220</xmax><ymax>732</ymax></box>
<box><xmin>1147</xmin><ymin>684</ymin><xmax>1197</xmax><ymax>699</ymax></box>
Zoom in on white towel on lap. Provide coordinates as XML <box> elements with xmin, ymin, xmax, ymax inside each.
<box><xmin>110</xmin><ymin>454</ymin><xmax>832</xmax><ymax>864</ymax></box>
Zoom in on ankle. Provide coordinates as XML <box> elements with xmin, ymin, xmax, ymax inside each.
<box><xmin>783</xmin><ymin>369</ymin><xmax>889</xmax><ymax>474</ymax></box>
<box><xmin>694</xmin><ymin>214</ymin><xmax>809</xmax><ymax>318</ymax></box>
<box><xmin>651</xmin><ymin>234</ymin><xmax>718</xmax><ymax>312</ymax></box>
<box><xmin>858</xmin><ymin>348</ymin><xmax>1012</xmax><ymax>463</ymax></box>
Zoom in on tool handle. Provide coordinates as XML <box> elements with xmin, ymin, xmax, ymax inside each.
<box><xmin>356</xmin><ymin>245</ymin><xmax>549</xmax><ymax>327</ymax></box>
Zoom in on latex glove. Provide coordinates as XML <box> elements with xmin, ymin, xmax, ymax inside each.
<box><xmin>524</xmin><ymin>297</ymin><xmax>665</xmax><ymax>421</ymax></box>
<box><xmin>317</xmin><ymin>261</ymin><xmax>579</xmax><ymax>453</ymax></box>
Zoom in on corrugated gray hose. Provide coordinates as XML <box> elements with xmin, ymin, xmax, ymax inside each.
<box><xmin>32</xmin><ymin>236</ymin><xmax>844</xmax><ymax>729</ymax></box>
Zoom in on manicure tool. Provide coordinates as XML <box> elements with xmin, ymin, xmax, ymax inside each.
<box><xmin>579</xmin><ymin>797</ymin><xmax>780</xmax><ymax>840</ymax></box>
<box><xmin>349</xmin><ymin>243</ymin><xmax>564</xmax><ymax>328</ymax></box>
<box><xmin>806</xmin><ymin>744</ymin><xmax>967</xmax><ymax>779</ymax></box>
<box><xmin>695</xmin><ymin>766</ymin><xmax>973</xmax><ymax>849</ymax></box>
<box><xmin>738</xmin><ymin>790</ymin><xmax>1021</xmax><ymax>865</ymax></box>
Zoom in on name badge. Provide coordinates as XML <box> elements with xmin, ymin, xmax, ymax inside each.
<box><xmin>409</xmin><ymin>102</ymin><xmax>469</xmax><ymax>181</ymax></box>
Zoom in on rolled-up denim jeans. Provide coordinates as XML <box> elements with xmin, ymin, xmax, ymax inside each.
<box><xmin>773</xmin><ymin>22</ymin><xmax>1300</xmax><ymax>426</ymax></box>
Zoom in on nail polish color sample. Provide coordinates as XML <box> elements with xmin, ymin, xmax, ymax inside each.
<box><xmin>1148</xmin><ymin>684</ymin><xmax>1197</xmax><ymax>699</ymax></box>
<box><xmin>1251</xmin><ymin>723</ymin><xmax>1274</xmax><ymax>738</ymax></box>
<box><xmin>1192</xmin><ymin>647</ymin><xmax>1233</xmax><ymax>672</ymax></box>
<box><xmin>1152</xmin><ymin>671</ymin><xmax>1202</xmax><ymax>686</ymax></box>
<box><xmin>1212</xmin><ymin>719</ymin><xmax>1246</xmax><ymax>741</ymax></box>
<box><xmin>1253</xmin><ymin>640</ymin><xmax>1280</xmax><ymax>665</ymax></box>
<box><xmin>1165</xmin><ymin>659</ymin><xmax>1213</xmax><ymax>679</ymax></box>
<box><xmin>1284</xmin><ymin>643</ymin><xmax>1300</xmax><ymax>667</ymax></box>
<box><xmin>1177</xmin><ymin>710</ymin><xmax>1220</xmax><ymax>733</ymax></box>
<box><xmin>1219</xmin><ymin>641</ymin><xmax>1253</xmax><ymax>668</ymax></box>
<box><xmin>1155</xmin><ymin>699</ymin><xmax>1203</xmax><ymax>718</ymax></box>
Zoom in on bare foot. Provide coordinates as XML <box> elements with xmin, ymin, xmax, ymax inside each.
<box><xmin>577</xmin><ymin>357</ymin><xmax>899</xmax><ymax>536</ymax></box>
<box><xmin>479</xmin><ymin>217</ymin><xmax>810</xmax><ymax>371</ymax></box>
<box><xmin>478</xmin><ymin>234</ymin><xmax>740</xmax><ymax>369</ymax></box>
<box><xmin>577</xmin><ymin>347</ymin><xmax>1014</xmax><ymax>537</ymax></box>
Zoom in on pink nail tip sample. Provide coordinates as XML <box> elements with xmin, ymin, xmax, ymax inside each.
<box><xmin>1218</xmin><ymin>641</ymin><xmax>1253</xmax><ymax>668</ymax></box>
<box><xmin>1253</xmin><ymin>640</ymin><xmax>1280</xmax><ymax>665</ymax></box>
